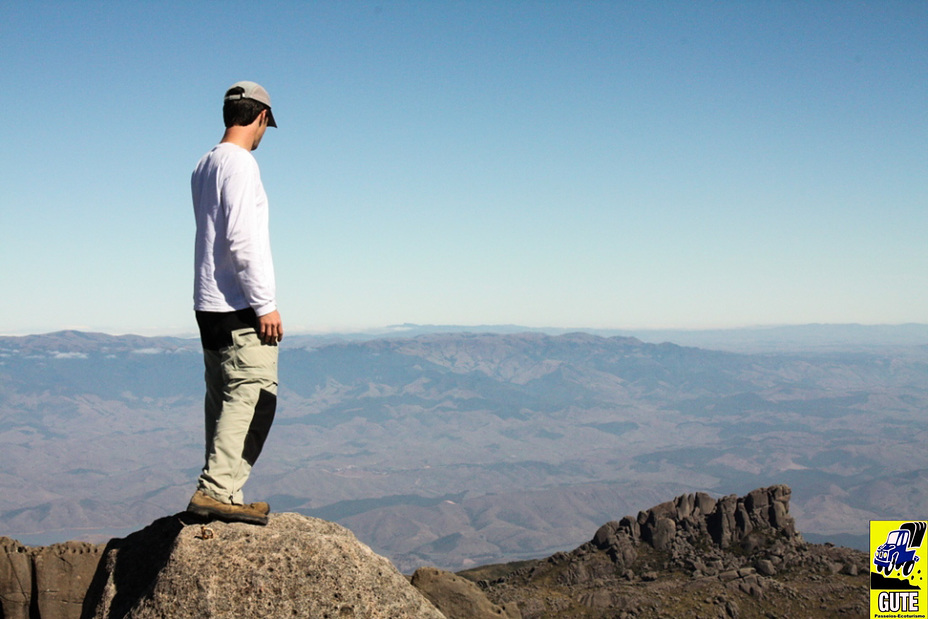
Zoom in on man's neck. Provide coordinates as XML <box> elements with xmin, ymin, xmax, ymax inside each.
<box><xmin>220</xmin><ymin>126</ymin><xmax>255</xmax><ymax>151</ymax></box>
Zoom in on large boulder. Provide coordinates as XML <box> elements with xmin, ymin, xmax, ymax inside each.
<box><xmin>35</xmin><ymin>542</ymin><xmax>103</xmax><ymax>619</ymax></box>
<box><xmin>84</xmin><ymin>512</ymin><xmax>445</xmax><ymax>619</ymax></box>
<box><xmin>0</xmin><ymin>538</ymin><xmax>103</xmax><ymax>619</ymax></box>
<box><xmin>0</xmin><ymin>536</ymin><xmax>33</xmax><ymax>619</ymax></box>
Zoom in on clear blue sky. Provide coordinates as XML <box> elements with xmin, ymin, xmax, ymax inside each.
<box><xmin>2</xmin><ymin>1</ymin><xmax>925</xmax><ymax>336</ymax></box>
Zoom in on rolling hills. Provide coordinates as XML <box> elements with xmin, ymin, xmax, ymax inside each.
<box><xmin>1</xmin><ymin>327</ymin><xmax>926</xmax><ymax>571</ymax></box>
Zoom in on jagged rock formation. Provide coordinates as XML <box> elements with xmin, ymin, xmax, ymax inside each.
<box><xmin>461</xmin><ymin>485</ymin><xmax>868</xmax><ymax>618</ymax></box>
<box><xmin>411</xmin><ymin>567</ymin><xmax>521</xmax><ymax>619</ymax></box>
<box><xmin>0</xmin><ymin>537</ymin><xmax>104</xmax><ymax>619</ymax></box>
<box><xmin>591</xmin><ymin>484</ymin><xmax>799</xmax><ymax>577</ymax></box>
<box><xmin>81</xmin><ymin>512</ymin><xmax>444</xmax><ymax>618</ymax></box>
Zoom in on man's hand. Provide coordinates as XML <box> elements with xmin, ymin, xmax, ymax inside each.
<box><xmin>257</xmin><ymin>310</ymin><xmax>283</xmax><ymax>344</ymax></box>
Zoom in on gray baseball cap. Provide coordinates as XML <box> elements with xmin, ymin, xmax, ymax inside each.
<box><xmin>224</xmin><ymin>81</ymin><xmax>277</xmax><ymax>128</ymax></box>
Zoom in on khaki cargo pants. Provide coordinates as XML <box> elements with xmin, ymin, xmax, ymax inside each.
<box><xmin>195</xmin><ymin>309</ymin><xmax>278</xmax><ymax>505</ymax></box>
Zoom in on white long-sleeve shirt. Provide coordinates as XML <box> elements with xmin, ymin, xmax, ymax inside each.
<box><xmin>192</xmin><ymin>143</ymin><xmax>277</xmax><ymax>316</ymax></box>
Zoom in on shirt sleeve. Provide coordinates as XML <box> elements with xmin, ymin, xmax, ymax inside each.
<box><xmin>220</xmin><ymin>165</ymin><xmax>277</xmax><ymax>316</ymax></box>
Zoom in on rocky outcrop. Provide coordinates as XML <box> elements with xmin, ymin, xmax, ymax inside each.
<box><xmin>3</xmin><ymin>514</ymin><xmax>445</xmax><ymax>619</ymax></box>
<box><xmin>0</xmin><ymin>485</ymin><xmax>869</xmax><ymax>619</ymax></box>
<box><xmin>82</xmin><ymin>512</ymin><xmax>444</xmax><ymax>618</ymax></box>
<box><xmin>0</xmin><ymin>537</ymin><xmax>104</xmax><ymax>619</ymax></box>
<box><xmin>411</xmin><ymin>567</ymin><xmax>520</xmax><ymax>619</ymax></box>
<box><xmin>462</xmin><ymin>485</ymin><xmax>868</xmax><ymax>618</ymax></box>
<box><xmin>589</xmin><ymin>484</ymin><xmax>800</xmax><ymax>576</ymax></box>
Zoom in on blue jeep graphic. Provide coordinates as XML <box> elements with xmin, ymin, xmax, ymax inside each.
<box><xmin>874</xmin><ymin>521</ymin><xmax>926</xmax><ymax>577</ymax></box>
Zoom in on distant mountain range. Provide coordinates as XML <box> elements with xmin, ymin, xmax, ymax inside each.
<box><xmin>284</xmin><ymin>322</ymin><xmax>928</xmax><ymax>352</ymax></box>
<box><xmin>1</xmin><ymin>326</ymin><xmax>926</xmax><ymax>571</ymax></box>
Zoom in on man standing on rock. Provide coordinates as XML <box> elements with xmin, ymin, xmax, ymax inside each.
<box><xmin>186</xmin><ymin>81</ymin><xmax>282</xmax><ymax>526</ymax></box>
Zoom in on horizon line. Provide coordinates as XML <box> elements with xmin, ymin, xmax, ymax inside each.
<box><xmin>3</xmin><ymin>321</ymin><xmax>928</xmax><ymax>339</ymax></box>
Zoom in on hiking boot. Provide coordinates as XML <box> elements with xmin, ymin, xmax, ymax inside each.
<box><xmin>248</xmin><ymin>501</ymin><xmax>271</xmax><ymax>515</ymax></box>
<box><xmin>186</xmin><ymin>490</ymin><xmax>268</xmax><ymax>525</ymax></box>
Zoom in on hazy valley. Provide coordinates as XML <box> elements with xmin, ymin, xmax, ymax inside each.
<box><xmin>1</xmin><ymin>326</ymin><xmax>926</xmax><ymax>572</ymax></box>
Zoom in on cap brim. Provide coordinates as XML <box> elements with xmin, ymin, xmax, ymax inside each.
<box><xmin>267</xmin><ymin>109</ymin><xmax>277</xmax><ymax>128</ymax></box>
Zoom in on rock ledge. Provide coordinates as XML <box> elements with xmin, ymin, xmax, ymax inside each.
<box><xmin>83</xmin><ymin>512</ymin><xmax>444</xmax><ymax>619</ymax></box>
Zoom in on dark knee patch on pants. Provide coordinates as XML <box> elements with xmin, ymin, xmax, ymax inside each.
<box><xmin>243</xmin><ymin>389</ymin><xmax>277</xmax><ymax>466</ymax></box>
